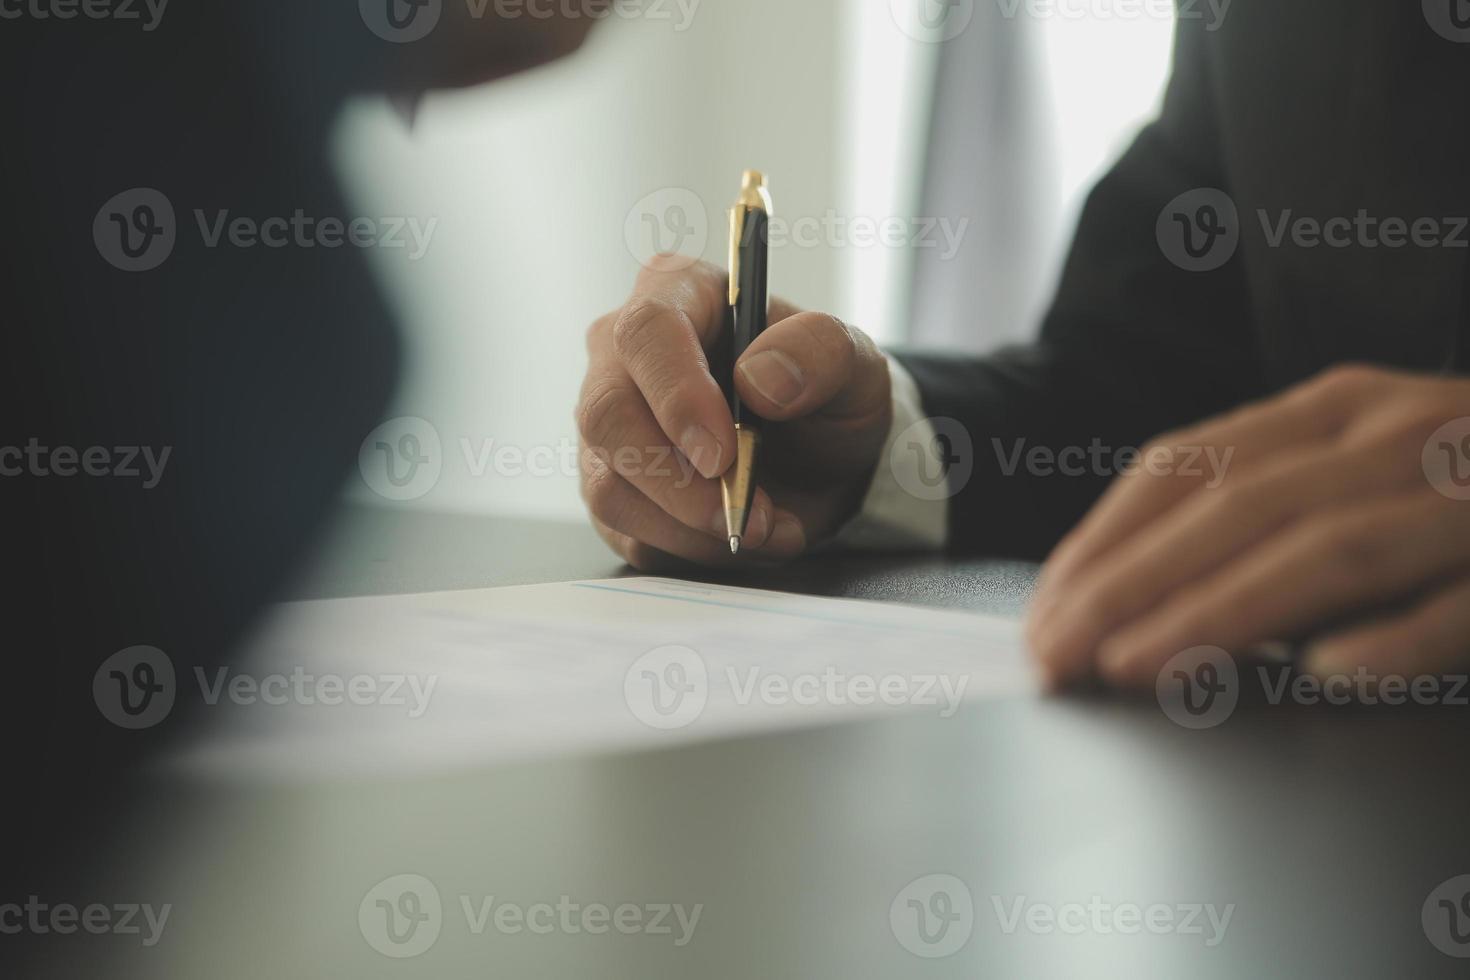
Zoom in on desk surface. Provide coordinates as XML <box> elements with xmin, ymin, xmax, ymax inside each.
<box><xmin>290</xmin><ymin>503</ymin><xmax>1042</xmax><ymax>617</ymax></box>
<box><xmin>50</xmin><ymin>505</ymin><xmax>1470</xmax><ymax>978</ymax></box>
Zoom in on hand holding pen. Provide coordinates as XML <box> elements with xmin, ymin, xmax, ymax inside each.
<box><xmin>576</xmin><ymin>171</ymin><xmax>895</xmax><ymax>570</ymax></box>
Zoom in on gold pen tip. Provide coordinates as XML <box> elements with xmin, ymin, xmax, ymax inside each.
<box><xmin>729</xmin><ymin>535</ymin><xmax>741</xmax><ymax>555</ymax></box>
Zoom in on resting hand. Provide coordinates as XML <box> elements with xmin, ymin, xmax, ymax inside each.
<box><xmin>1027</xmin><ymin>365</ymin><xmax>1470</xmax><ymax>690</ymax></box>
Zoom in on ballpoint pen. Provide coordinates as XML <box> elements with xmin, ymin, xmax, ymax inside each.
<box><xmin>721</xmin><ymin>169</ymin><xmax>772</xmax><ymax>555</ymax></box>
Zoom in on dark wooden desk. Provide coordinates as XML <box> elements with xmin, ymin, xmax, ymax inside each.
<box><xmin>42</xmin><ymin>505</ymin><xmax>1470</xmax><ymax>978</ymax></box>
<box><xmin>289</xmin><ymin>503</ymin><xmax>1041</xmax><ymax>618</ymax></box>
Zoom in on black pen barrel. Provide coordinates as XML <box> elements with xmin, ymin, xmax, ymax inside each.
<box><xmin>730</xmin><ymin>206</ymin><xmax>769</xmax><ymax>427</ymax></box>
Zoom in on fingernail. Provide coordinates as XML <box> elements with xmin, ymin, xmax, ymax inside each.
<box><xmin>681</xmin><ymin>424</ymin><xmax>723</xmax><ymax>479</ymax></box>
<box><xmin>738</xmin><ymin>350</ymin><xmax>805</xmax><ymax>409</ymax></box>
<box><xmin>767</xmin><ymin>514</ymin><xmax>806</xmax><ymax>553</ymax></box>
<box><xmin>714</xmin><ymin>502</ymin><xmax>770</xmax><ymax>543</ymax></box>
<box><xmin>1028</xmin><ymin>590</ymin><xmax>1058</xmax><ymax>629</ymax></box>
<box><xmin>1096</xmin><ymin>641</ymin><xmax>1132</xmax><ymax>682</ymax></box>
<box><xmin>1301</xmin><ymin>644</ymin><xmax>1350</xmax><ymax>681</ymax></box>
<box><xmin>746</xmin><ymin>505</ymin><xmax>771</xmax><ymax>546</ymax></box>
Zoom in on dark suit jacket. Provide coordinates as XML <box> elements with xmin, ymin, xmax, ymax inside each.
<box><xmin>897</xmin><ymin>3</ymin><xmax>1470</xmax><ymax>560</ymax></box>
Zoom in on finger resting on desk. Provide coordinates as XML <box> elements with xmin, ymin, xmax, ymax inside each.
<box><xmin>1091</xmin><ymin>490</ymin><xmax>1470</xmax><ymax>688</ymax></box>
<box><xmin>1028</xmin><ymin>434</ymin><xmax>1431</xmax><ymax>682</ymax></box>
<box><xmin>1302</xmin><ymin>574</ymin><xmax>1470</xmax><ymax>686</ymax></box>
<box><xmin>1036</xmin><ymin>382</ymin><xmax>1358</xmax><ymax>600</ymax></box>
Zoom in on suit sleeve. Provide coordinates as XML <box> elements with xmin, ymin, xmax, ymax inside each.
<box><xmin>893</xmin><ymin>18</ymin><xmax>1266</xmax><ymax>560</ymax></box>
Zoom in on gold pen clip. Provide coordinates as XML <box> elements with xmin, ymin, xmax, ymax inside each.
<box><xmin>728</xmin><ymin>205</ymin><xmax>745</xmax><ymax>307</ymax></box>
<box><xmin>728</xmin><ymin>170</ymin><xmax>772</xmax><ymax>307</ymax></box>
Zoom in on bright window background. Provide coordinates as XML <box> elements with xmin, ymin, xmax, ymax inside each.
<box><xmin>334</xmin><ymin>1</ymin><xmax>1173</xmax><ymax>520</ymax></box>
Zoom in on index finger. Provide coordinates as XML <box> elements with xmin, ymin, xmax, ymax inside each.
<box><xmin>613</xmin><ymin>256</ymin><xmax>800</xmax><ymax>480</ymax></box>
<box><xmin>610</xmin><ymin>257</ymin><xmax>733</xmax><ymax>479</ymax></box>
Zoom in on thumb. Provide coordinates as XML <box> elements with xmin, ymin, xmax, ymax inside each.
<box><xmin>733</xmin><ymin>313</ymin><xmax>890</xmax><ymax>423</ymax></box>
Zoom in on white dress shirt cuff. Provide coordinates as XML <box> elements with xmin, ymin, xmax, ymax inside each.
<box><xmin>830</xmin><ymin>356</ymin><xmax>949</xmax><ymax>552</ymax></box>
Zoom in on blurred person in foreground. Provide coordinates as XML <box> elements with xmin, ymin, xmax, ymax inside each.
<box><xmin>1</xmin><ymin>1</ymin><xmax>608</xmax><ymax>881</ymax></box>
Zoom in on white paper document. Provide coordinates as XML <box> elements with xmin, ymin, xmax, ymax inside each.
<box><xmin>172</xmin><ymin>577</ymin><xmax>1036</xmax><ymax>778</ymax></box>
